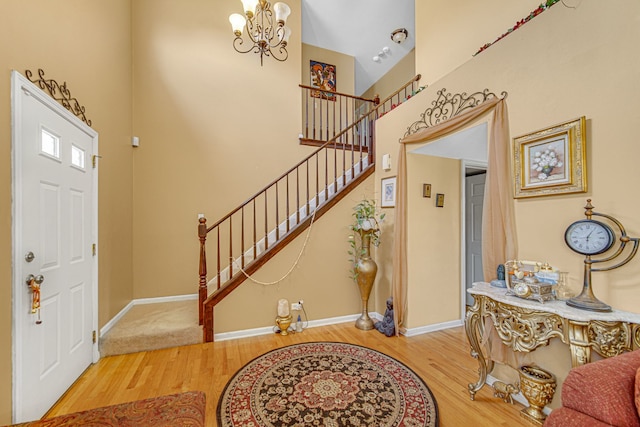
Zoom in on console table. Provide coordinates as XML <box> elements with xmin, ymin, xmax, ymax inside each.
<box><xmin>465</xmin><ymin>281</ymin><xmax>640</xmax><ymax>400</ymax></box>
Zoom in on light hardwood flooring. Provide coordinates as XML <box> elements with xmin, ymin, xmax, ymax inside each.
<box><xmin>48</xmin><ymin>324</ymin><xmax>531</xmax><ymax>426</ymax></box>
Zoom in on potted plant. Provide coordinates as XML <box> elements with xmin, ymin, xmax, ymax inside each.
<box><xmin>348</xmin><ymin>199</ymin><xmax>385</xmax><ymax>330</ymax></box>
<box><xmin>349</xmin><ymin>199</ymin><xmax>385</xmax><ymax>260</ymax></box>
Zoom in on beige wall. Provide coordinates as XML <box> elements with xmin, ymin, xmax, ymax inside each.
<box><xmin>301</xmin><ymin>43</ymin><xmax>354</xmax><ymax>92</ymax></box>
<box><xmin>131</xmin><ymin>0</ymin><xmax>307</xmax><ymax>300</ymax></box>
<box><xmin>361</xmin><ymin>49</ymin><xmax>416</xmax><ymax>102</ymax></box>
<box><xmin>416</xmin><ymin>0</ymin><xmax>546</xmax><ymax>85</ymax></box>
<box><xmin>376</xmin><ymin>0</ymin><xmax>640</xmax><ymax>407</ymax></box>
<box><xmin>0</xmin><ymin>1</ymin><xmax>133</xmax><ymax>422</ymax></box>
<box><xmin>300</xmin><ymin>43</ymin><xmax>355</xmax><ymax>141</ymax></box>
<box><xmin>378</xmin><ymin>0</ymin><xmax>640</xmax><ymax>325</ymax></box>
<box><xmin>130</xmin><ymin>1</ymin><xmax>372</xmax><ymax>334</ymax></box>
<box><xmin>405</xmin><ymin>154</ymin><xmax>461</xmax><ymax>327</ymax></box>
<box><xmin>214</xmin><ymin>175</ymin><xmax>377</xmax><ymax>332</ymax></box>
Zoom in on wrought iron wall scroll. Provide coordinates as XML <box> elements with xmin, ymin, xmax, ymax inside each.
<box><xmin>25</xmin><ymin>69</ymin><xmax>92</xmax><ymax>127</ymax></box>
<box><xmin>404</xmin><ymin>88</ymin><xmax>507</xmax><ymax>137</ymax></box>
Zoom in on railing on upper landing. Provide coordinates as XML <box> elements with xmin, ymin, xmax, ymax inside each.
<box><xmin>298</xmin><ymin>85</ymin><xmax>379</xmax><ymax>146</ymax></box>
<box><xmin>299</xmin><ymin>74</ymin><xmax>423</xmax><ymax>146</ymax></box>
<box><xmin>197</xmin><ymin>74</ymin><xmax>423</xmax><ymax>342</ymax></box>
<box><xmin>374</xmin><ymin>74</ymin><xmax>424</xmax><ymax>119</ymax></box>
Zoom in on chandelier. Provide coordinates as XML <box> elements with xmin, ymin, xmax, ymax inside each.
<box><xmin>229</xmin><ymin>0</ymin><xmax>292</xmax><ymax>66</ymax></box>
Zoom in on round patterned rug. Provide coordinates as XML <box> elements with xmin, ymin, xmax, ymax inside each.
<box><xmin>217</xmin><ymin>342</ymin><xmax>439</xmax><ymax>426</ymax></box>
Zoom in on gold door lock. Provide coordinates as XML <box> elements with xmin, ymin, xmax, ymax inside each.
<box><xmin>26</xmin><ymin>274</ymin><xmax>44</xmax><ymax>324</ymax></box>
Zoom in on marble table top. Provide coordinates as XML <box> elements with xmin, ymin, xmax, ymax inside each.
<box><xmin>469</xmin><ymin>281</ymin><xmax>640</xmax><ymax>324</ymax></box>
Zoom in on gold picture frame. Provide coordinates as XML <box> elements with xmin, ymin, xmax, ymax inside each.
<box><xmin>423</xmin><ymin>183</ymin><xmax>431</xmax><ymax>198</ymax></box>
<box><xmin>512</xmin><ymin>116</ymin><xmax>587</xmax><ymax>198</ymax></box>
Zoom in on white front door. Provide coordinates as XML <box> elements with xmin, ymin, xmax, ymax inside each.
<box><xmin>11</xmin><ymin>71</ymin><xmax>98</xmax><ymax>423</ymax></box>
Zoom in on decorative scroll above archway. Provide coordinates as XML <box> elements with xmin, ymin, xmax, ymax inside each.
<box><xmin>404</xmin><ymin>88</ymin><xmax>507</xmax><ymax>137</ymax></box>
<box><xmin>25</xmin><ymin>69</ymin><xmax>92</xmax><ymax>127</ymax></box>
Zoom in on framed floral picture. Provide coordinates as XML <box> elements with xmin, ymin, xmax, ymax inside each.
<box><xmin>381</xmin><ymin>176</ymin><xmax>396</xmax><ymax>208</ymax></box>
<box><xmin>512</xmin><ymin>116</ymin><xmax>587</xmax><ymax>198</ymax></box>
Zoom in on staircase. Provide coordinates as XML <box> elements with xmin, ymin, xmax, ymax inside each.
<box><xmin>197</xmin><ymin>75</ymin><xmax>423</xmax><ymax>342</ymax></box>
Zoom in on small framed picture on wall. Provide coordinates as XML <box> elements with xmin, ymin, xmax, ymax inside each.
<box><xmin>423</xmin><ymin>183</ymin><xmax>432</xmax><ymax>198</ymax></box>
<box><xmin>381</xmin><ymin>176</ymin><xmax>397</xmax><ymax>208</ymax></box>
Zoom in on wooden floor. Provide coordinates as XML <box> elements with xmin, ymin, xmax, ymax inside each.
<box><xmin>48</xmin><ymin>324</ymin><xmax>531</xmax><ymax>426</ymax></box>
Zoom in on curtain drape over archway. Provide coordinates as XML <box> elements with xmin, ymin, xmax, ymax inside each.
<box><xmin>392</xmin><ymin>96</ymin><xmax>517</xmax><ymax>335</ymax></box>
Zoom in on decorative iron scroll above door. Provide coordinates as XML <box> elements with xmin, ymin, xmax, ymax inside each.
<box><xmin>404</xmin><ymin>88</ymin><xmax>507</xmax><ymax>137</ymax></box>
<box><xmin>25</xmin><ymin>69</ymin><xmax>92</xmax><ymax>127</ymax></box>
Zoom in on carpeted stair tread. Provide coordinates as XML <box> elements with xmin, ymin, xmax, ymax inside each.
<box><xmin>100</xmin><ymin>300</ymin><xmax>201</xmax><ymax>357</ymax></box>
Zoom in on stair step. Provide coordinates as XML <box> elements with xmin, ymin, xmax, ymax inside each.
<box><xmin>99</xmin><ymin>300</ymin><xmax>201</xmax><ymax>356</ymax></box>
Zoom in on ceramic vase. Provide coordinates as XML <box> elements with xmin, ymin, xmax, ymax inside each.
<box><xmin>355</xmin><ymin>229</ymin><xmax>377</xmax><ymax>330</ymax></box>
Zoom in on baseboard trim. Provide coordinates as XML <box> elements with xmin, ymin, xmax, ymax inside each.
<box><xmin>101</xmin><ymin>300</ymin><xmax>461</xmax><ymax>343</ymax></box>
<box><xmin>214</xmin><ymin>312</ymin><xmax>383</xmax><ymax>342</ymax></box>
<box><xmin>133</xmin><ymin>293</ymin><xmax>198</xmax><ymax>305</ymax></box>
<box><xmin>101</xmin><ymin>297</ymin><xmax>379</xmax><ymax>341</ymax></box>
<box><xmin>99</xmin><ymin>294</ymin><xmax>198</xmax><ymax>338</ymax></box>
<box><xmin>402</xmin><ymin>319</ymin><xmax>463</xmax><ymax>337</ymax></box>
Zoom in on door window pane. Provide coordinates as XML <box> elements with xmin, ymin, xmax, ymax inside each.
<box><xmin>41</xmin><ymin>129</ymin><xmax>60</xmax><ymax>158</ymax></box>
<box><xmin>71</xmin><ymin>144</ymin><xmax>85</xmax><ymax>169</ymax></box>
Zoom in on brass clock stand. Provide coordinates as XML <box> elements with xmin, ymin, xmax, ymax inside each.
<box><xmin>566</xmin><ymin>200</ymin><xmax>640</xmax><ymax>312</ymax></box>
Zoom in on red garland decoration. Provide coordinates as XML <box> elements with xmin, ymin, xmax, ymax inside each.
<box><xmin>378</xmin><ymin>86</ymin><xmax>426</xmax><ymax>118</ymax></box>
<box><xmin>473</xmin><ymin>0</ymin><xmax>561</xmax><ymax>56</ymax></box>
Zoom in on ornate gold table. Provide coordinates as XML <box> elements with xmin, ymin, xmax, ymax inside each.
<box><xmin>465</xmin><ymin>282</ymin><xmax>640</xmax><ymax>400</ymax></box>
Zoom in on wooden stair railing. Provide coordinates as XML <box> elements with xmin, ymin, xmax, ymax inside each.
<box><xmin>298</xmin><ymin>85</ymin><xmax>379</xmax><ymax>146</ymax></box>
<box><xmin>198</xmin><ymin>120</ymin><xmax>374</xmax><ymax>342</ymax></box>
<box><xmin>375</xmin><ymin>74</ymin><xmax>424</xmax><ymax>118</ymax></box>
<box><xmin>198</xmin><ymin>75</ymin><xmax>423</xmax><ymax>342</ymax></box>
<box><xmin>299</xmin><ymin>74</ymin><xmax>423</xmax><ymax>146</ymax></box>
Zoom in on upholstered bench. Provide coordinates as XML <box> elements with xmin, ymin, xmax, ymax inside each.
<box><xmin>4</xmin><ymin>391</ymin><xmax>206</xmax><ymax>427</ymax></box>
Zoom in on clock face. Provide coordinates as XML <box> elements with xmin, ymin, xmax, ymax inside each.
<box><xmin>565</xmin><ymin>219</ymin><xmax>615</xmax><ymax>255</ymax></box>
<box><xmin>513</xmin><ymin>282</ymin><xmax>531</xmax><ymax>298</ymax></box>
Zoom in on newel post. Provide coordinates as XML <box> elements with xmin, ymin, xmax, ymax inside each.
<box><xmin>198</xmin><ymin>217</ymin><xmax>208</xmax><ymax>325</ymax></box>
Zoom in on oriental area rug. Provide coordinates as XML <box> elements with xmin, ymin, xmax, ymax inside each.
<box><xmin>217</xmin><ymin>342</ymin><xmax>439</xmax><ymax>426</ymax></box>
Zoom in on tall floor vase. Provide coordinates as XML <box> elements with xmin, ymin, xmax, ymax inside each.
<box><xmin>355</xmin><ymin>229</ymin><xmax>377</xmax><ymax>330</ymax></box>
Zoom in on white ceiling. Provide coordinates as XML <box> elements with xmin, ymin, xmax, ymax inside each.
<box><xmin>301</xmin><ymin>0</ymin><xmax>415</xmax><ymax>96</ymax></box>
<box><xmin>409</xmin><ymin>123</ymin><xmax>489</xmax><ymax>164</ymax></box>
